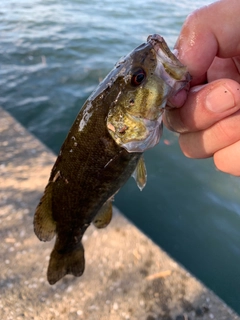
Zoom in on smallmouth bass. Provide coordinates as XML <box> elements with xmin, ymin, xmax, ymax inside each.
<box><xmin>34</xmin><ymin>34</ymin><xmax>191</xmax><ymax>285</ymax></box>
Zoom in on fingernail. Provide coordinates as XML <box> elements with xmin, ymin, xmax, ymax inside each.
<box><xmin>206</xmin><ymin>85</ymin><xmax>235</xmax><ymax>112</ymax></box>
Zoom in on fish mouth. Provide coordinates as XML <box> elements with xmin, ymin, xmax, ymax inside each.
<box><xmin>148</xmin><ymin>34</ymin><xmax>191</xmax><ymax>105</ymax></box>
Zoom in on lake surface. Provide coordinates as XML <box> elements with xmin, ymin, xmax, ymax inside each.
<box><xmin>1</xmin><ymin>0</ymin><xmax>240</xmax><ymax>313</ymax></box>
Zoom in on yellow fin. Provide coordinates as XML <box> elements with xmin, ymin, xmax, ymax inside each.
<box><xmin>34</xmin><ymin>182</ymin><xmax>56</xmax><ymax>242</ymax></box>
<box><xmin>132</xmin><ymin>156</ymin><xmax>147</xmax><ymax>191</ymax></box>
<box><xmin>93</xmin><ymin>200</ymin><xmax>112</xmax><ymax>228</ymax></box>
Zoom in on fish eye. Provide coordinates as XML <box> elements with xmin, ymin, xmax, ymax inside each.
<box><xmin>131</xmin><ymin>68</ymin><xmax>146</xmax><ymax>86</ymax></box>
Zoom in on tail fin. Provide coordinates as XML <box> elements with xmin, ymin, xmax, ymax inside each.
<box><xmin>47</xmin><ymin>241</ymin><xmax>85</xmax><ymax>285</ymax></box>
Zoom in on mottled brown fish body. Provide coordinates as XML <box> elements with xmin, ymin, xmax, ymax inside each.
<box><xmin>34</xmin><ymin>34</ymin><xmax>191</xmax><ymax>284</ymax></box>
<box><xmin>50</xmin><ymin>96</ymin><xmax>141</xmax><ymax>232</ymax></box>
<box><xmin>35</xmin><ymin>93</ymin><xmax>141</xmax><ymax>284</ymax></box>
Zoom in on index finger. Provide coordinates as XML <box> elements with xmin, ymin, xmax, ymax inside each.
<box><xmin>175</xmin><ymin>0</ymin><xmax>240</xmax><ymax>82</ymax></box>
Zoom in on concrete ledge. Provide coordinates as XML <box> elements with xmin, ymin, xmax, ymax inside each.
<box><xmin>1</xmin><ymin>106</ymin><xmax>239</xmax><ymax>320</ymax></box>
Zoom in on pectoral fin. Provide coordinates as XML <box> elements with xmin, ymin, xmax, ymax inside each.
<box><xmin>132</xmin><ymin>156</ymin><xmax>147</xmax><ymax>191</ymax></box>
<box><xmin>34</xmin><ymin>182</ymin><xmax>56</xmax><ymax>242</ymax></box>
<box><xmin>93</xmin><ymin>200</ymin><xmax>112</xmax><ymax>228</ymax></box>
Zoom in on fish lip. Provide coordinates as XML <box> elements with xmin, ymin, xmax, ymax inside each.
<box><xmin>148</xmin><ymin>34</ymin><xmax>191</xmax><ymax>105</ymax></box>
<box><xmin>147</xmin><ymin>33</ymin><xmax>183</xmax><ymax>69</ymax></box>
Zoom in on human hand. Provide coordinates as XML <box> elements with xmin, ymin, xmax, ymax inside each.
<box><xmin>164</xmin><ymin>0</ymin><xmax>240</xmax><ymax>176</ymax></box>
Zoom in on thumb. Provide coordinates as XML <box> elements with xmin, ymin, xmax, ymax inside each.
<box><xmin>163</xmin><ymin>79</ymin><xmax>240</xmax><ymax>133</ymax></box>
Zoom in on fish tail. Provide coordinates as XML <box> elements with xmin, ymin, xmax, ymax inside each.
<box><xmin>47</xmin><ymin>240</ymin><xmax>85</xmax><ymax>285</ymax></box>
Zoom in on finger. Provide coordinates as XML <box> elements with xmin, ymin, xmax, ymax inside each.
<box><xmin>214</xmin><ymin>140</ymin><xmax>240</xmax><ymax>176</ymax></box>
<box><xmin>163</xmin><ymin>79</ymin><xmax>240</xmax><ymax>133</ymax></box>
<box><xmin>208</xmin><ymin>57</ymin><xmax>240</xmax><ymax>83</ymax></box>
<box><xmin>175</xmin><ymin>0</ymin><xmax>240</xmax><ymax>80</ymax></box>
<box><xmin>178</xmin><ymin>110</ymin><xmax>240</xmax><ymax>158</ymax></box>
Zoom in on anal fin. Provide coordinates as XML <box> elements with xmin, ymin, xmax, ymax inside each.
<box><xmin>93</xmin><ymin>200</ymin><xmax>112</xmax><ymax>228</ymax></box>
<box><xmin>34</xmin><ymin>182</ymin><xmax>56</xmax><ymax>242</ymax></box>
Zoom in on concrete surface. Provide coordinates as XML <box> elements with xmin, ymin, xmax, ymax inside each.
<box><xmin>0</xmin><ymin>106</ymin><xmax>239</xmax><ymax>320</ymax></box>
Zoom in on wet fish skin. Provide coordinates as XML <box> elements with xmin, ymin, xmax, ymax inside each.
<box><xmin>35</xmin><ymin>109</ymin><xmax>141</xmax><ymax>284</ymax></box>
<box><xmin>34</xmin><ymin>34</ymin><xmax>191</xmax><ymax>285</ymax></box>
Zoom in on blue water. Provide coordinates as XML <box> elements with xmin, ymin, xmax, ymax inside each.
<box><xmin>1</xmin><ymin>0</ymin><xmax>240</xmax><ymax>313</ymax></box>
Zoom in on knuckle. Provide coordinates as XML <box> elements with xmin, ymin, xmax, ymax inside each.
<box><xmin>213</xmin><ymin>115</ymin><xmax>240</xmax><ymax>144</ymax></box>
<box><xmin>213</xmin><ymin>121</ymin><xmax>231</xmax><ymax>141</ymax></box>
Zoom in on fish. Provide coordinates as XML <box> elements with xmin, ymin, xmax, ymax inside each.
<box><xmin>34</xmin><ymin>34</ymin><xmax>191</xmax><ymax>285</ymax></box>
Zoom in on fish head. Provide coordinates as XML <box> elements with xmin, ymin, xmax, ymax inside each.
<box><xmin>107</xmin><ymin>34</ymin><xmax>191</xmax><ymax>153</ymax></box>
